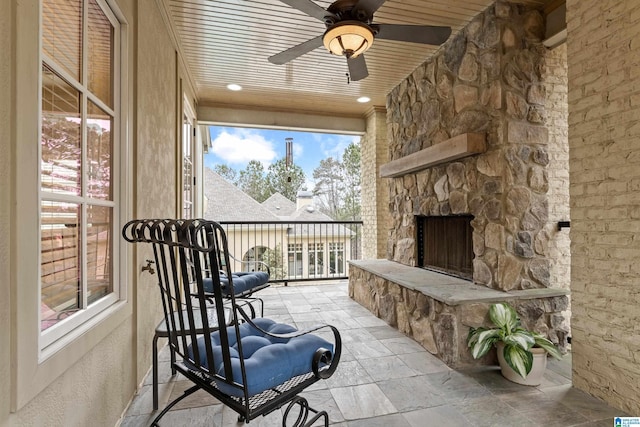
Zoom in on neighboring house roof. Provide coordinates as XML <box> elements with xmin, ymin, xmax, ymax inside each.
<box><xmin>203</xmin><ymin>168</ymin><xmax>279</xmax><ymax>222</ymax></box>
<box><xmin>287</xmin><ymin>205</ymin><xmax>354</xmax><ymax>237</ymax></box>
<box><xmin>203</xmin><ymin>168</ymin><xmax>352</xmax><ymax>237</ymax></box>
<box><xmin>260</xmin><ymin>191</ymin><xmax>353</xmax><ymax>236</ymax></box>
<box><xmin>261</xmin><ymin>193</ymin><xmax>296</xmax><ymax>218</ymax></box>
<box><xmin>289</xmin><ymin>205</ymin><xmax>331</xmax><ymax>221</ymax></box>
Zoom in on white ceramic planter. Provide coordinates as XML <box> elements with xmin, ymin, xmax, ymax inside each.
<box><xmin>496</xmin><ymin>342</ymin><xmax>547</xmax><ymax>386</ymax></box>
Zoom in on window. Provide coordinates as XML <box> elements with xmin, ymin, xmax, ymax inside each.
<box><xmin>329</xmin><ymin>242</ymin><xmax>344</xmax><ymax>275</ymax></box>
<box><xmin>40</xmin><ymin>0</ymin><xmax>121</xmax><ymax>347</ymax></box>
<box><xmin>308</xmin><ymin>243</ymin><xmax>324</xmax><ymax>276</ymax></box>
<box><xmin>243</xmin><ymin>246</ymin><xmax>268</xmax><ymax>272</ymax></box>
<box><xmin>287</xmin><ymin>243</ymin><xmax>303</xmax><ymax>277</ymax></box>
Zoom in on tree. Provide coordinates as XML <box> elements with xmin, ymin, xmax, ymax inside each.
<box><xmin>312</xmin><ymin>141</ymin><xmax>361</xmax><ymax>220</ymax></box>
<box><xmin>237</xmin><ymin>160</ymin><xmax>269</xmax><ymax>202</ymax></box>
<box><xmin>260</xmin><ymin>244</ymin><xmax>287</xmax><ymax>280</ymax></box>
<box><xmin>340</xmin><ymin>141</ymin><xmax>361</xmax><ymax>220</ymax></box>
<box><xmin>312</xmin><ymin>157</ymin><xmax>343</xmax><ymax>219</ymax></box>
<box><xmin>213</xmin><ymin>164</ymin><xmax>238</xmax><ymax>184</ymax></box>
<box><xmin>265</xmin><ymin>158</ymin><xmax>306</xmax><ymax>202</ymax></box>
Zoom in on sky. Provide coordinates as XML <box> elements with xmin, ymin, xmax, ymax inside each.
<box><xmin>204</xmin><ymin>126</ymin><xmax>360</xmax><ymax>190</ymax></box>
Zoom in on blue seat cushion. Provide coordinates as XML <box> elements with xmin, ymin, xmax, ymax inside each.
<box><xmin>188</xmin><ymin>318</ymin><xmax>332</xmax><ymax>397</ymax></box>
<box><xmin>203</xmin><ymin>271</ymin><xmax>269</xmax><ymax>296</ymax></box>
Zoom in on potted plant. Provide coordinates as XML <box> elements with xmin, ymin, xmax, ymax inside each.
<box><xmin>467</xmin><ymin>302</ymin><xmax>563</xmax><ymax>386</ymax></box>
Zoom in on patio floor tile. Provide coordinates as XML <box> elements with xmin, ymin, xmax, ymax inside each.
<box><xmin>330</xmin><ymin>383</ymin><xmax>397</xmax><ymax>420</ymax></box>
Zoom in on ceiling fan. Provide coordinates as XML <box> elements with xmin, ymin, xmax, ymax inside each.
<box><xmin>268</xmin><ymin>0</ymin><xmax>452</xmax><ymax>81</ymax></box>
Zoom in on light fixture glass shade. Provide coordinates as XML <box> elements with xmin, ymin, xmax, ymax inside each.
<box><xmin>323</xmin><ymin>21</ymin><xmax>374</xmax><ymax>58</ymax></box>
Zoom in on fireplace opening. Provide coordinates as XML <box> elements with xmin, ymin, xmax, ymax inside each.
<box><xmin>416</xmin><ymin>215</ymin><xmax>474</xmax><ymax>280</ymax></box>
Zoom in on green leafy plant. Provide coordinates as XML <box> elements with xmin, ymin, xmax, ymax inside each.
<box><xmin>467</xmin><ymin>302</ymin><xmax>563</xmax><ymax>379</ymax></box>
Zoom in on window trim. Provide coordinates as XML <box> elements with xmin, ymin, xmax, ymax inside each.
<box><xmin>12</xmin><ymin>0</ymin><xmax>131</xmax><ymax>411</ymax></box>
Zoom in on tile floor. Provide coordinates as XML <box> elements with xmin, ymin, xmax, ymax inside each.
<box><xmin>120</xmin><ymin>281</ymin><xmax>625</xmax><ymax>427</ymax></box>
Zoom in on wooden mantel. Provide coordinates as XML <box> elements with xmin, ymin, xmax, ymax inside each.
<box><xmin>379</xmin><ymin>133</ymin><xmax>486</xmax><ymax>178</ymax></box>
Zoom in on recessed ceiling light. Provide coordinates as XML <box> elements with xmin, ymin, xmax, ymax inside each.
<box><xmin>227</xmin><ymin>84</ymin><xmax>242</xmax><ymax>91</ymax></box>
<box><xmin>357</xmin><ymin>96</ymin><xmax>370</xmax><ymax>103</ymax></box>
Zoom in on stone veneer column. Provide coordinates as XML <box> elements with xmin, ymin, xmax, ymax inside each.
<box><xmin>361</xmin><ymin>106</ymin><xmax>390</xmax><ymax>259</ymax></box>
<box><xmin>567</xmin><ymin>0</ymin><xmax>640</xmax><ymax>415</ymax></box>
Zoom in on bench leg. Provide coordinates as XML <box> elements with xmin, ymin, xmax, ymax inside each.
<box><xmin>282</xmin><ymin>396</ymin><xmax>329</xmax><ymax>427</ymax></box>
<box><xmin>169</xmin><ymin>335</ymin><xmax>176</xmax><ymax>375</ymax></box>
<box><xmin>153</xmin><ymin>331</ymin><xmax>177</xmax><ymax>411</ymax></box>
<box><xmin>152</xmin><ymin>332</ymin><xmax>159</xmax><ymax>411</ymax></box>
<box><xmin>150</xmin><ymin>384</ymin><xmax>200</xmax><ymax>427</ymax></box>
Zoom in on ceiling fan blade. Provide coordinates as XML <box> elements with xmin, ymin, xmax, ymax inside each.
<box><xmin>374</xmin><ymin>24</ymin><xmax>452</xmax><ymax>45</ymax></box>
<box><xmin>268</xmin><ymin>35</ymin><xmax>324</xmax><ymax>65</ymax></box>
<box><xmin>353</xmin><ymin>0</ymin><xmax>386</xmax><ymax>17</ymax></box>
<box><xmin>348</xmin><ymin>54</ymin><xmax>369</xmax><ymax>81</ymax></box>
<box><xmin>276</xmin><ymin>0</ymin><xmax>337</xmax><ymax>21</ymax></box>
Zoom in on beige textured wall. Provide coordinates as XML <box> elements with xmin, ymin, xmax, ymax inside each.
<box><xmin>361</xmin><ymin>107</ymin><xmax>390</xmax><ymax>259</ymax></box>
<box><xmin>544</xmin><ymin>43</ymin><xmax>571</xmax><ymax>328</ymax></box>
<box><xmin>14</xmin><ymin>326</ymin><xmax>134</xmax><ymax>426</ymax></box>
<box><xmin>134</xmin><ymin>0</ymin><xmax>179</xmax><ymax>388</ymax></box>
<box><xmin>1</xmin><ymin>0</ymin><xmax>13</xmax><ymax>421</ymax></box>
<box><xmin>1</xmin><ymin>0</ymin><xmax>181</xmax><ymax>424</ymax></box>
<box><xmin>567</xmin><ymin>0</ymin><xmax>640</xmax><ymax>414</ymax></box>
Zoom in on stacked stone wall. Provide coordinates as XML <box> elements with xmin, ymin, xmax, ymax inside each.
<box><xmin>567</xmin><ymin>0</ymin><xmax>640</xmax><ymax>415</ymax></box>
<box><xmin>386</xmin><ymin>1</ymin><xmax>564</xmax><ymax>293</ymax></box>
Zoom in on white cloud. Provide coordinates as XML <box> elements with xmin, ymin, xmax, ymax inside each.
<box><xmin>319</xmin><ymin>134</ymin><xmax>359</xmax><ymax>159</ymax></box>
<box><xmin>313</xmin><ymin>134</ymin><xmax>360</xmax><ymax>159</ymax></box>
<box><xmin>210</xmin><ymin>129</ymin><xmax>277</xmax><ymax>166</ymax></box>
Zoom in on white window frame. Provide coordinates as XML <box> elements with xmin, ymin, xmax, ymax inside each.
<box><xmin>308</xmin><ymin>242</ymin><xmax>324</xmax><ymax>277</ymax></box>
<box><xmin>12</xmin><ymin>0</ymin><xmax>130</xmax><ymax>410</ymax></box>
<box><xmin>287</xmin><ymin>243</ymin><xmax>303</xmax><ymax>278</ymax></box>
<box><xmin>39</xmin><ymin>0</ymin><xmax>123</xmax><ymax>353</ymax></box>
<box><xmin>329</xmin><ymin>242</ymin><xmax>345</xmax><ymax>275</ymax></box>
<box><xmin>182</xmin><ymin>95</ymin><xmax>196</xmax><ymax>219</ymax></box>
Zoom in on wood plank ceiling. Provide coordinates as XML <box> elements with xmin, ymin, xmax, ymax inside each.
<box><xmin>164</xmin><ymin>0</ymin><xmax>555</xmax><ymax>119</ymax></box>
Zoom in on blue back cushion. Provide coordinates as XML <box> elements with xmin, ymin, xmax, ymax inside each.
<box><xmin>189</xmin><ymin>318</ymin><xmax>332</xmax><ymax>397</ymax></box>
<box><xmin>203</xmin><ymin>271</ymin><xmax>269</xmax><ymax>296</ymax></box>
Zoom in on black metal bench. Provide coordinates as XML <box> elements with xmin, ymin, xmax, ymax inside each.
<box><xmin>122</xmin><ymin>219</ymin><xmax>341</xmax><ymax>426</ymax></box>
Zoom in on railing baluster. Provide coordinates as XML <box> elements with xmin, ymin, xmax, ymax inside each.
<box><xmin>216</xmin><ymin>220</ymin><xmax>362</xmax><ymax>284</ymax></box>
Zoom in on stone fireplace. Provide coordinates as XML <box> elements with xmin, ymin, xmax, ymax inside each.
<box><xmin>383</xmin><ymin>0</ymin><xmax>561</xmax><ymax>292</ymax></box>
<box><xmin>349</xmin><ymin>0</ymin><xmax>570</xmax><ymax>368</ymax></box>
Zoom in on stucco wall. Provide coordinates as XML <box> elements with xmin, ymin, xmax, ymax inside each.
<box><xmin>14</xmin><ymin>326</ymin><xmax>134</xmax><ymax>426</ymax></box>
<box><xmin>567</xmin><ymin>0</ymin><xmax>640</xmax><ymax>415</ymax></box>
<box><xmin>1</xmin><ymin>0</ymin><xmax>13</xmax><ymax>421</ymax></box>
<box><xmin>134</xmin><ymin>0</ymin><xmax>179</xmax><ymax>388</ymax></box>
<box><xmin>1</xmin><ymin>0</ymin><xmax>180</xmax><ymax>424</ymax></box>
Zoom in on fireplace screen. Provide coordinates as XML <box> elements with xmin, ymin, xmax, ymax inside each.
<box><xmin>416</xmin><ymin>215</ymin><xmax>473</xmax><ymax>280</ymax></box>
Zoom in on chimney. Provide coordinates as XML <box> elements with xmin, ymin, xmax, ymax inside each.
<box><xmin>296</xmin><ymin>190</ymin><xmax>313</xmax><ymax>210</ymax></box>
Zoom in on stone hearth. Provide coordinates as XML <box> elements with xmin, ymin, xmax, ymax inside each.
<box><xmin>349</xmin><ymin>260</ymin><xmax>569</xmax><ymax>368</ymax></box>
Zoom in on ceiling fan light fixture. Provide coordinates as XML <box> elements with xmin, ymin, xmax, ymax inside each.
<box><xmin>323</xmin><ymin>21</ymin><xmax>374</xmax><ymax>58</ymax></box>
